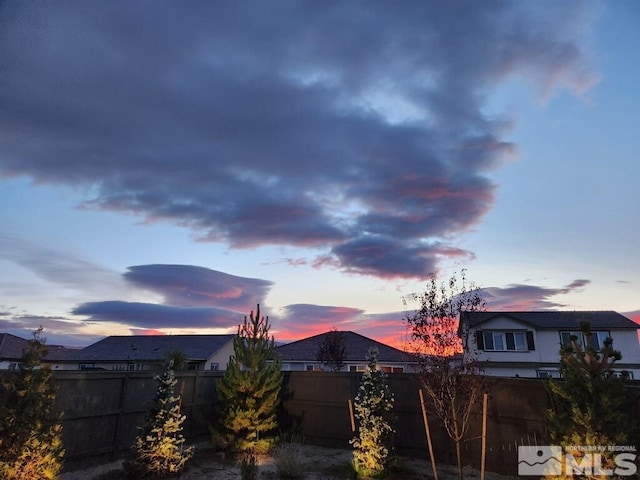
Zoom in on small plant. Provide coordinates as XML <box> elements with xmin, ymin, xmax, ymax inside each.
<box><xmin>124</xmin><ymin>360</ymin><xmax>193</xmax><ymax>478</ymax></box>
<box><xmin>274</xmin><ymin>442</ymin><xmax>306</xmax><ymax>479</ymax></box>
<box><xmin>0</xmin><ymin>328</ymin><xmax>65</xmax><ymax>480</ymax></box>
<box><xmin>240</xmin><ymin>454</ymin><xmax>258</xmax><ymax>480</ymax></box>
<box><xmin>351</xmin><ymin>347</ymin><xmax>395</xmax><ymax>478</ymax></box>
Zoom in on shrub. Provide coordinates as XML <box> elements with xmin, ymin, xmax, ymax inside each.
<box><xmin>0</xmin><ymin>328</ymin><xmax>64</xmax><ymax>480</ymax></box>
<box><xmin>274</xmin><ymin>442</ymin><xmax>306</xmax><ymax>479</ymax></box>
<box><xmin>124</xmin><ymin>360</ymin><xmax>193</xmax><ymax>478</ymax></box>
<box><xmin>351</xmin><ymin>347</ymin><xmax>395</xmax><ymax>478</ymax></box>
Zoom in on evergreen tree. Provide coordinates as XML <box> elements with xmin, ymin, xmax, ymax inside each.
<box><xmin>215</xmin><ymin>304</ymin><xmax>283</xmax><ymax>454</ymax></box>
<box><xmin>125</xmin><ymin>360</ymin><xmax>193</xmax><ymax>478</ymax></box>
<box><xmin>0</xmin><ymin>328</ymin><xmax>64</xmax><ymax>480</ymax></box>
<box><xmin>351</xmin><ymin>347</ymin><xmax>395</xmax><ymax>478</ymax></box>
<box><xmin>546</xmin><ymin>321</ymin><xmax>632</xmax><ymax>476</ymax></box>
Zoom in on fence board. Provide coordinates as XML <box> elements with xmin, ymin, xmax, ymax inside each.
<box><xmin>9</xmin><ymin>371</ymin><xmax>631</xmax><ymax>475</ymax></box>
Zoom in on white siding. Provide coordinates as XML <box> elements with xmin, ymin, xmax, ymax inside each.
<box><xmin>467</xmin><ymin>314</ymin><xmax>640</xmax><ymax>379</ymax></box>
<box><xmin>205</xmin><ymin>339</ymin><xmax>235</xmax><ymax>371</ymax></box>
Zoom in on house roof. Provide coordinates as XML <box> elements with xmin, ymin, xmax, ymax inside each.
<box><xmin>0</xmin><ymin>333</ymin><xmax>30</xmax><ymax>360</ymax></box>
<box><xmin>276</xmin><ymin>331</ymin><xmax>412</xmax><ymax>363</ymax></box>
<box><xmin>68</xmin><ymin>334</ymin><xmax>236</xmax><ymax>363</ymax></box>
<box><xmin>0</xmin><ymin>333</ymin><xmax>69</xmax><ymax>362</ymax></box>
<box><xmin>461</xmin><ymin>311</ymin><xmax>639</xmax><ymax>330</ymax></box>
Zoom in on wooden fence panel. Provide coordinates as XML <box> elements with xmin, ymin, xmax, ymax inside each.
<box><xmin>20</xmin><ymin>370</ymin><xmax>636</xmax><ymax>475</ymax></box>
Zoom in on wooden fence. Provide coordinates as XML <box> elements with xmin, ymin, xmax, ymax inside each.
<box><xmin>40</xmin><ymin>371</ymin><xmax>639</xmax><ymax>475</ymax></box>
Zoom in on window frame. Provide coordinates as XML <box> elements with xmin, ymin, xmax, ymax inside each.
<box><xmin>560</xmin><ymin>330</ymin><xmax>611</xmax><ymax>350</ymax></box>
<box><xmin>482</xmin><ymin>330</ymin><xmax>529</xmax><ymax>352</ymax></box>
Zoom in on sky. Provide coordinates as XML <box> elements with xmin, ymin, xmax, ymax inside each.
<box><xmin>0</xmin><ymin>1</ymin><xmax>639</xmax><ymax>349</ymax></box>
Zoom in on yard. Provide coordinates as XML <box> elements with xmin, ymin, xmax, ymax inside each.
<box><xmin>60</xmin><ymin>443</ymin><xmax>518</xmax><ymax>480</ymax></box>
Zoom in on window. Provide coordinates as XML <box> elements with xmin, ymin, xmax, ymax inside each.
<box><xmin>537</xmin><ymin>369</ymin><xmax>561</xmax><ymax>379</ymax></box>
<box><xmin>210</xmin><ymin>362</ymin><xmax>219</xmax><ymax>371</ymax></box>
<box><xmin>127</xmin><ymin>363</ymin><xmax>136</xmax><ymax>371</ymax></box>
<box><xmin>481</xmin><ymin>331</ymin><xmax>528</xmax><ymax>351</ymax></box>
<box><xmin>560</xmin><ymin>330</ymin><xmax>610</xmax><ymax>350</ymax></box>
<box><xmin>349</xmin><ymin>365</ymin><xmax>366</xmax><ymax>372</ymax></box>
<box><xmin>587</xmin><ymin>331</ymin><xmax>611</xmax><ymax>350</ymax></box>
<box><xmin>79</xmin><ymin>363</ymin><xmax>95</xmax><ymax>371</ymax></box>
<box><xmin>560</xmin><ymin>331</ymin><xmax>582</xmax><ymax>348</ymax></box>
<box><xmin>392</xmin><ymin>367</ymin><xmax>404</xmax><ymax>373</ymax></box>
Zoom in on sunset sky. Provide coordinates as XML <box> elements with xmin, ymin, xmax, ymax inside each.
<box><xmin>1</xmin><ymin>1</ymin><xmax>639</xmax><ymax>348</ymax></box>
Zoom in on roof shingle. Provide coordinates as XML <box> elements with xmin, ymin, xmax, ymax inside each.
<box><xmin>68</xmin><ymin>334</ymin><xmax>235</xmax><ymax>362</ymax></box>
<box><xmin>276</xmin><ymin>331</ymin><xmax>411</xmax><ymax>363</ymax></box>
<box><xmin>461</xmin><ymin>311</ymin><xmax>638</xmax><ymax>330</ymax></box>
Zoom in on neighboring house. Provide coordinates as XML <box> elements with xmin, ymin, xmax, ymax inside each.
<box><xmin>62</xmin><ymin>334</ymin><xmax>236</xmax><ymax>371</ymax></box>
<box><xmin>460</xmin><ymin>311</ymin><xmax>640</xmax><ymax>379</ymax></box>
<box><xmin>276</xmin><ymin>330</ymin><xmax>416</xmax><ymax>373</ymax></box>
<box><xmin>0</xmin><ymin>332</ymin><xmax>69</xmax><ymax>369</ymax></box>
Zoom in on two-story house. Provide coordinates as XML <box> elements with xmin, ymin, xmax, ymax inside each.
<box><xmin>459</xmin><ymin>311</ymin><xmax>640</xmax><ymax>379</ymax></box>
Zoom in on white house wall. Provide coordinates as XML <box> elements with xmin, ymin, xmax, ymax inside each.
<box><xmin>471</xmin><ymin>316</ymin><xmax>540</xmax><ymax>364</ymax></box>
<box><xmin>468</xmin><ymin>314</ymin><xmax>640</xmax><ymax>379</ymax></box>
<box><xmin>206</xmin><ymin>339</ymin><xmax>236</xmax><ymax>370</ymax></box>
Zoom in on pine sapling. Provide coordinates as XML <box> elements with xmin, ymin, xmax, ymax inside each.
<box><xmin>125</xmin><ymin>360</ymin><xmax>193</xmax><ymax>478</ymax></box>
<box><xmin>0</xmin><ymin>328</ymin><xmax>64</xmax><ymax>480</ymax></box>
<box><xmin>215</xmin><ymin>304</ymin><xmax>283</xmax><ymax>454</ymax></box>
<box><xmin>351</xmin><ymin>347</ymin><xmax>395</xmax><ymax>478</ymax></box>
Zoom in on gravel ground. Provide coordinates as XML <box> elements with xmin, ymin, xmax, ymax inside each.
<box><xmin>60</xmin><ymin>443</ymin><xmax>519</xmax><ymax>480</ymax></box>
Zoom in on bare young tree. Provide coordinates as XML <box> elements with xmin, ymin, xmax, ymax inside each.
<box><xmin>405</xmin><ymin>270</ymin><xmax>486</xmax><ymax>480</ymax></box>
<box><xmin>316</xmin><ymin>329</ymin><xmax>347</xmax><ymax>372</ymax></box>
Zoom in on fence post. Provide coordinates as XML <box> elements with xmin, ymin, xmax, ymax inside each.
<box><xmin>419</xmin><ymin>389</ymin><xmax>438</xmax><ymax>480</ymax></box>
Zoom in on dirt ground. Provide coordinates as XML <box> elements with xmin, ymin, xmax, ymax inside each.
<box><xmin>60</xmin><ymin>443</ymin><xmax>518</xmax><ymax>480</ymax></box>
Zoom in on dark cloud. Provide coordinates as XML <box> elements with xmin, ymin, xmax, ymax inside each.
<box><xmin>72</xmin><ymin>301</ymin><xmax>238</xmax><ymax>329</ymax></box>
<box><xmin>124</xmin><ymin>264</ymin><xmax>273</xmax><ymax>310</ymax></box>
<box><xmin>564</xmin><ymin>279</ymin><xmax>590</xmax><ymax>290</ymax></box>
<box><xmin>0</xmin><ymin>2</ymin><xmax>597</xmax><ymax>278</ymax></box>
<box><xmin>481</xmin><ymin>279</ymin><xmax>592</xmax><ymax>310</ymax></box>
<box><xmin>326</xmin><ymin>237</ymin><xmax>474</xmax><ymax>278</ymax></box>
